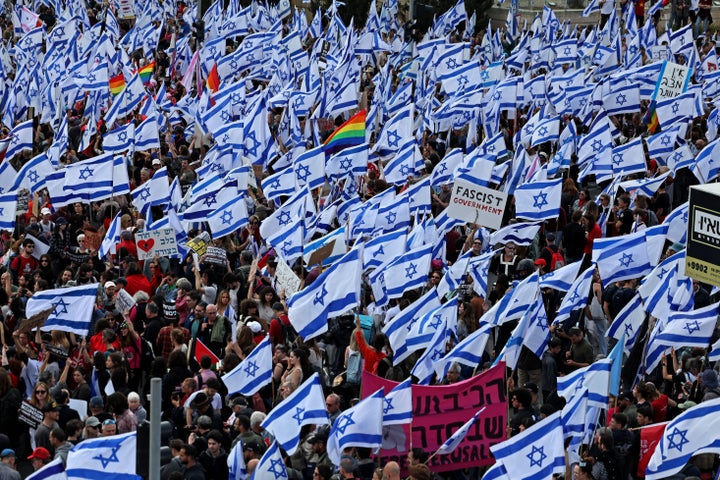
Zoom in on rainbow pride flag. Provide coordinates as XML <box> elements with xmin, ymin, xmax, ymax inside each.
<box><xmin>323</xmin><ymin>109</ymin><xmax>366</xmax><ymax>156</ymax></box>
<box><xmin>137</xmin><ymin>61</ymin><xmax>155</xmax><ymax>84</ymax></box>
<box><xmin>109</xmin><ymin>73</ymin><xmax>125</xmax><ymax>95</ymax></box>
<box><xmin>643</xmin><ymin>99</ymin><xmax>660</xmax><ymax>134</ymax></box>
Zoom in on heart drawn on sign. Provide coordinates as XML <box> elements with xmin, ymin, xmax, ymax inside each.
<box><xmin>137</xmin><ymin>239</ymin><xmax>155</xmax><ymax>252</ymax></box>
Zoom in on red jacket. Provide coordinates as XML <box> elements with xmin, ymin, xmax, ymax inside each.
<box><xmin>355</xmin><ymin>330</ymin><xmax>387</xmax><ymax>374</ymax></box>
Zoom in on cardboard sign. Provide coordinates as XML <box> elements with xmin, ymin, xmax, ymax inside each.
<box><xmin>447</xmin><ymin>177</ymin><xmax>507</xmax><ymax>230</ymax></box>
<box><xmin>16</xmin><ymin>308</ymin><xmax>54</xmax><ymax>333</ymax></box>
<box><xmin>187</xmin><ymin>231</ymin><xmax>211</xmax><ymax>256</ymax></box>
<box><xmin>83</xmin><ymin>228</ymin><xmax>104</xmax><ymax>253</ymax></box>
<box><xmin>135</xmin><ymin>228</ymin><xmax>178</xmax><ymax>260</ymax></box>
<box><xmin>44</xmin><ymin>343</ymin><xmax>69</xmax><ymax>359</ymax></box>
<box><xmin>117</xmin><ymin>0</ymin><xmax>135</xmax><ymax>19</ymax></box>
<box><xmin>361</xmin><ymin>364</ymin><xmax>507</xmax><ymax>473</ymax></box>
<box><xmin>115</xmin><ymin>288</ymin><xmax>137</xmax><ymax>315</ymax></box>
<box><xmin>275</xmin><ymin>257</ymin><xmax>302</xmax><ymax>297</ymax></box>
<box><xmin>686</xmin><ymin>183</ymin><xmax>720</xmax><ymax>286</ymax></box>
<box><xmin>19</xmin><ymin>401</ymin><xmax>43</xmax><ymax>429</ymax></box>
<box><xmin>203</xmin><ymin>246</ymin><xmax>227</xmax><ymax>266</ymax></box>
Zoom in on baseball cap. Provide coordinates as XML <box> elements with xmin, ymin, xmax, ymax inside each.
<box><xmin>40</xmin><ymin>208</ymin><xmax>51</xmax><ymax>215</ymax></box>
<box><xmin>152</xmin><ymin>158</ymin><xmax>162</xmax><ymax>166</ymax></box>
<box><xmin>28</xmin><ymin>447</ymin><xmax>51</xmax><ymax>460</ymax></box>
<box><xmin>243</xmin><ymin>441</ymin><xmax>262</xmax><ymax>453</ymax></box>
<box><xmin>104</xmin><ymin>281</ymin><xmax>116</xmax><ymax>289</ymax></box>
<box><xmin>0</xmin><ymin>449</ymin><xmax>15</xmax><ymax>458</ymax></box>
<box><xmin>86</xmin><ymin>416</ymin><xmax>101</xmax><ymax>427</ymax></box>
<box><xmin>534</xmin><ymin>258</ymin><xmax>546</xmax><ymax>267</ymax></box>
<box><xmin>41</xmin><ymin>401</ymin><xmax>61</xmax><ymax>413</ymax></box>
<box><xmin>247</xmin><ymin>321</ymin><xmax>262</xmax><ymax>333</ymax></box>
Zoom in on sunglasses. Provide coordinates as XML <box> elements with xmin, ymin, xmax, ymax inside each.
<box><xmin>103</xmin><ymin>419</ymin><xmax>116</xmax><ymax>426</ymax></box>
<box><xmin>35</xmin><ymin>390</ymin><xmax>47</xmax><ymax>394</ymax></box>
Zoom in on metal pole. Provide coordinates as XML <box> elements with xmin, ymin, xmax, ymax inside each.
<box><xmin>148</xmin><ymin>377</ymin><xmax>162</xmax><ymax>480</ymax></box>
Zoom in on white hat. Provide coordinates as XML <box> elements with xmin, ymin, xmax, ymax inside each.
<box><xmin>247</xmin><ymin>321</ymin><xmax>262</xmax><ymax>333</ymax></box>
<box><xmin>104</xmin><ymin>281</ymin><xmax>116</xmax><ymax>289</ymax></box>
<box><xmin>152</xmin><ymin>158</ymin><xmax>162</xmax><ymax>166</ymax></box>
<box><xmin>41</xmin><ymin>207</ymin><xmax>51</xmax><ymax>215</ymax></box>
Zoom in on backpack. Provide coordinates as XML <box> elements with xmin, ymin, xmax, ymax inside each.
<box><xmin>346</xmin><ymin>350</ymin><xmax>362</xmax><ymax>385</ymax></box>
<box><xmin>545</xmin><ymin>246</ymin><xmax>565</xmax><ymax>271</ymax></box>
<box><xmin>138</xmin><ymin>337</ymin><xmax>156</xmax><ymax>371</ymax></box>
<box><xmin>280</xmin><ymin>317</ymin><xmax>298</xmax><ymax>349</ymax></box>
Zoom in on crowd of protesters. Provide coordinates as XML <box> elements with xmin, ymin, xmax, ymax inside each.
<box><xmin>0</xmin><ymin>0</ymin><xmax>719</xmax><ymax>477</ymax></box>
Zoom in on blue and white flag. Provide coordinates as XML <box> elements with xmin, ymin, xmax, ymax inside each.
<box><xmin>662</xmin><ymin>203</ymin><xmax>687</xmax><ymax>245</ymax></box>
<box><xmin>709</xmin><ymin>337</ymin><xmax>720</xmax><ymax>362</ymax></box>
<box><xmin>691</xmin><ymin>137</ymin><xmax>720</xmax><ymax>183</ymax></box>
<box><xmin>63</xmin><ymin>154</ymin><xmax>115</xmax><ymax>202</ymax></box>
<box><xmin>261</xmin><ymin>373</ymin><xmax>329</xmax><ymax>454</ymax></box>
<box><xmin>383</xmin><ymin>379</ymin><xmax>412</xmax><ymax>426</ymax></box>
<box><xmin>539</xmin><ymin>261</ymin><xmax>583</xmax><ymax>292</ymax></box>
<box><xmin>437</xmin><ymin>407</ymin><xmax>486</xmax><ymax>455</ymax></box>
<box><xmin>134</xmin><ymin>116</ymin><xmax>161</xmax><ymax>151</ymax></box>
<box><xmin>326</xmin><ymin>143</ymin><xmax>368</xmax><ymax>180</ymax></box>
<box><xmin>645</xmin><ymin>125</ymin><xmax>680</xmax><ymax>163</ymax></box>
<box><xmin>606</xmin><ymin>292</ymin><xmax>645</xmax><ymax>353</ymax></box>
<box><xmin>363</xmin><ymin>229</ymin><xmax>406</xmax><ymax>270</ymax></box>
<box><xmin>489</xmin><ymin>222</ymin><xmax>541</xmax><ymax>246</ymax></box>
<box><xmin>66</xmin><ymin>431</ymin><xmax>141</xmax><ymax>480</ymax></box>
<box><xmin>383</xmin><ymin>288</ymin><xmax>441</xmax><ymax>365</ymax></box>
<box><xmin>382</xmin><ymin>243</ymin><xmax>433</xmax><ymax>300</ymax></box>
<box><xmin>400</xmin><ymin>296</ymin><xmax>457</xmax><ymax>365</ymax></box>
<box><xmin>666</xmin><ymin>144</ymin><xmax>695</xmax><ymax>173</ymax></box>
<box><xmin>222</xmin><ymin>336</ymin><xmax>272</xmax><ymax>396</ymax></box>
<box><xmin>26</xmin><ymin>458</ymin><xmax>67</xmax><ymax>480</ymax></box>
<box><xmin>251</xmin><ymin>441</ymin><xmax>287</xmax><ymax>480</ymax></box>
<box><xmin>130</xmin><ymin>167</ymin><xmax>171</xmax><ymax>213</ymax></box>
<box><xmin>227</xmin><ymin>439</ymin><xmax>247</xmax><ymax>480</ymax></box>
<box><xmin>0</xmin><ymin>192</ymin><xmax>18</xmax><ymax>231</ymax></box>
<box><xmin>553</xmin><ymin>266</ymin><xmax>595</xmax><ymax>326</ymax></box>
<box><xmin>259</xmin><ymin>188</ymin><xmax>308</xmax><ymax>240</ymax></box>
<box><xmin>5</xmin><ymin>119</ymin><xmax>34</xmax><ymax>161</ymax></box>
<box><xmin>384</xmin><ymin>139</ymin><xmax>423</xmax><ymax>185</ymax></box>
<box><xmin>98</xmin><ymin>212</ymin><xmax>123</xmax><ymax>259</ymax></box>
<box><xmin>411</xmin><ymin>321</ymin><xmax>450</xmax><ymax>384</ymax></box>
<box><xmin>287</xmin><ymin>247</ymin><xmax>363</xmax><ymax>341</ymax></box>
<box><xmin>482</xmin><ymin>272</ymin><xmax>540</xmax><ymax>327</ymax></box>
<box><xmin>293</xmin><ymin>145</ymin><xmax>325</xmax><ymax>190</ymax></box>
<box><xmin>611</xmin><ymin>136</ymin><xmax>647</xmax><ymax>177</ymax></box>
<box><xmin>26</xmin><ymin>284</ymin><xmax>100</xmax><ymax>336</ymax></box>
<box><xmin>207</xmin><ymin>195</ymin><xmax>250</xmax><ymax>239</ymax></box>
<box><xmin>557</xmin><ymin>357</ymin><xmax>612</xmax><ymax>408</ymax></box>
<box><xmin>530</xmin><ymin>115</ymin><xmax>559</xmax><ymax>147</ymax></box>
<box><xmin>327</xmin><ymin>388</ymin><xmax>384</xmax><ymax>465</ymax></box>
<box><xmin>604</xmin><ymin>83</ymin><xmax>641</xmax><ymax>116</ymax></box>
<box><xmin>592</xmin><ymin>229</ymin><xmax>652</xmax><ymax>286</ymax></box>
<box><xmin>435</xmin><ymin>322</ymin><xmax>493</xmax><ymax>378</ymax></box>
<box><xmin>430</xmin><ymin>148</ymin><xmax>464</xmax><ymax>186</ymax></box>
<box><xmin>261</xmin><ymin>167</ymin><xmax>297</xmax><ymax>203</ymax></box>
<box><xmin>513</xmin><ymin>177</ymin><xmax>562</xmax><ymax>221</ymax></box>
<box><xmin>494</xmin><ymin>294</ymin><xmax>549</xmax><ymax>369</ymax></box>
<box><xmin>652</xmin><ymin>301</ymin><xmax>719</xmax><ymax>348</ymax></box>
<box><xmin>490</xmin><ymin>412</ymin><xmax>565</xmax><ymax>480</ymax></box>
<box><xmin>103</xmin><ymin>121</ymin><xmax>135</xmax><ymax>153</ymax></box>
<box><xmin>646</xmin><ymin>397</ymin><xmax>720</xmax><ymax>480</ymax></box>
<box><xmin>11</xmin><ymin>152</ymin><xmax>55</xmax><ymax>194</ymax></box>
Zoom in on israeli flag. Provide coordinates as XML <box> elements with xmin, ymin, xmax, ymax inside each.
<box><xmin>652</xmin><ymin>301</ymin><xmax>719</xmax><ymax>348</ymax></box>
<box><xmin>26</xmin><ymin>283</ymin><xmax>100</xmax><ymax>336</ymax></box>
<box><xmin>557</xmin><ymin>358</ymin><xmax>612</xmax><ymax>408</ymax></box>
<box><xmin>293</xmin><ymin>145</ymin><xmax>325</xmax><ymax>190</ymax></box>
<box><xmin>382</xmin><ymin>244</ymin><xmax>433</xmax><ymax>300</ymax></box>
<box><xmin>490</xmin><ymin>412</ymin><xmax>565</xmax><ymax>480</ymax></box>
<box><xmin>611</xmin><ymin>136</ymin><xmax>647</xmax><ymax>177</ymax></box>
<box><xmin>437</xmin><ymin>407</ymin><xmax>486</xmax><ymax>455</ymax></box>
<box><xmin>383</xmin><ymin>288</ymin><xmax>441</xmax><ymax>365</ymax></box>
<box><xmin>363</xmin><ymin>229</ymin><xmax>406</xmax><ymax>270</ymax></box>
<box><xmin>605</xmin><ymin>292</ymin><xmax>645</xmax><ymax>354</ymax></box>
<box><xmin>592</xmin><ymin>230</ymin><xmax>652</xmax><ymax>287</ymax></box>
<box><xmin>489</xmin><ymin>222</ymin><xmax>541</xmax><ymax>247</ymax></box>
<box><xmin>10</xmin><ymin>152</ymin><xmax>55</xmax><ymax>194</ymax></box>
<box><xmin>553</xmin><ymin>266</ymin><xmax>595</xmax><ymax>326</ymax></box>
<box><xmin>98</xmin><ymin>212</ymin><xmax>123</xmax><ymax>259</ymax></box>
<box><xmin>383</xmin><ymin>379</ymin><xmax>412</xmax><ymax>426</ymax></box>
<box><xmin>5</xmin><ymin>119</ymin><xmax>34</xmax><ymax>162</ymax></box>
<box><xmin>539</xmin><ymin>261</ymin><xmax>583</xmax><ymax>292</ymax></box>
<box><xmin>103</xmin><ymin>121</ymin><xmax>135</xmax><ymax>153</ymax></box>
<box><xmin>411</xmin><ymin>321</ymin><xmax>450</xmax><ymax>384</ymax></box>
<box><xmin>222</xmin><ymin>336</ymin><xmax>272</xmax><ymax>396</ymax></box>
<box><xmin>0</xmin><ymin>192</ymin><xmax>18</xmax><ymax>231</ymax></box>
<box><xmin>260</xmin><ymin>373</ymin><xmax>329</xmax><ymax>455</ymax></box>
<box><xmin>513</xmin><ymin>177</ymin><xmax>562</xmax><ymax>222</ymax></box>
<box><xmin>26</xmin><ymin>457</ymin><xmax>66</xmax><ymax>480</ymax></box>
<box><xmin>66</xmin><ymin>431</ymin><xmax>141</xmax><ymax>479</ymax></box>
<box><xmin>327</xmin><ymin>389</ymin><xmax>384</xmax><ymax>465</ymax></box>
<box><xmin>434</xmin><ymin>322</ymin><xmax>494</xmax><ymax>378</ymax></box>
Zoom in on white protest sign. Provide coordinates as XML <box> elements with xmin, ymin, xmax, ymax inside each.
<box><xmin>24</xmin><ymin>234</ymin><xmax>50</xmax><ymax>260</ymax></box>
<box><xmin>69</xmin><ymin>399</ymin><xmax>87</xmax><ymax>420</ymax></box>
<box><xmin>447</xmin><ymin>177</ymin><xmax>507</xmax><ymax>230</ymax></box>
<box><xmin>134</xmin><ymin>228</ymin><xmax>178</xmax><ymax>260</ymax></box>
<box><xmin>653</xmin><ymin>61</ymin><xmax>691</xmax><ymax>101</ymax></box>
<box><xmin>117</xmin><ymin>0</ymin><xmax>135</xmax><ymax>19</ymax></box>
<box><xmin>115</xmin><ymin>288</ymin><xmax>136</xmax><ymax>315</ymax></box>
<box><xmin>275</xmin><ymin>257</ymin><xmax>301</xmax><ymax>298</ymax></box>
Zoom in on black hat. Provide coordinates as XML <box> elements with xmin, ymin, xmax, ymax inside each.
<box><xmin>189</xmin><ymin>392</ymin><xmax>211</xmax><ymax>409</ymax></box>
<box><xmin>308</xmin><ymin>432</ymin><xmax>328</xmax><ymax>444</ymax></box>
<box><xmin>41</xmin><ymin>401</ymin><xmax>61</xmax><ymax>413</ymax></box>
<box><xmin>243</xmin><ymin>441</ymin><xmax>262</xmax><ymax>453</ymax></box>
<box><xmin>522</xmin><ymin>382</ymin><xmax>539</xmax><ymax>394</ymax></box>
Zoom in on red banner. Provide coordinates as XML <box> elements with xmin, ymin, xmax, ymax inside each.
<box><xmin>638</xmin><ymin>423</ymin><xmax>667</xmax><ymax>477</ymax></box>
<box><xmin>361</xmin><ymin>364</ymin><xmax>507</xmax><ymax>473</ymax></box>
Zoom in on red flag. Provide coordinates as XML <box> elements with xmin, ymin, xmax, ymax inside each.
<box><xmin>193</xmin><ymin>338</ymin><xmax>219</xmax><ymax>365</ymax></box>
<box><xmin>638</xmin><ymin>422</ymin><xmax>667</xmax><ymax>477</ymax></box>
